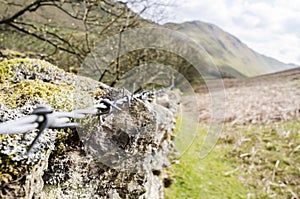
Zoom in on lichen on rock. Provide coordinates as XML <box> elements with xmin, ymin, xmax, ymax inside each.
<box><xmin>0</xmin><ymin>58</ymin><xmax>179</xmax><ymax>199</ymax></box>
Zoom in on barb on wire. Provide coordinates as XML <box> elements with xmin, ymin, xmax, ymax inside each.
<box><xmin>27</xmin><ymin>105</ymin><xmax>53</xmax><ymax>153</ymax></box>
<box><xmin>0</xmin><ymin>81</ymin><xmax>174</xmax><ymax>153</ymax></box>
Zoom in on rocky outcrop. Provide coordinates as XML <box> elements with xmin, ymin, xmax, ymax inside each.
<box><xmin>0</xmin><ymin>59</ymin><xmax>179</xmax><ymax>198</ymax></box>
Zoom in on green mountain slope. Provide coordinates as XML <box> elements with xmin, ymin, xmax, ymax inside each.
<box><xmin>164</xmin><ymin>21</ymin><xmax>297</xmax><ymax>77</ymax></box>
<box><xmin>1</xmin><ymin>1</ymin><xmax>297</xmax><ymax>80</ymax></box>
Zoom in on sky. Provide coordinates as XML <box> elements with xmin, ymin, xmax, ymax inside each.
<box><xmin>123</xmin><ymin>0</ymin><xmax>300</xmax><ymax>65</ymax></box>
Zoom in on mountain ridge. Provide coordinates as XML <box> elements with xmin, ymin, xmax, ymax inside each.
<box><xmin>1</xmin><ymin>0</ymin><xmax>298</xmax><ymax>79</ymax></box>
<box><xmin>163</xmin><ymin>20</ymin><xmax>297</xmax><ymax>77</ymax></box>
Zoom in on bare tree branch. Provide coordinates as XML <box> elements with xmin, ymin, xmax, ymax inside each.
<box><xmin>12</xmin><ymin>20</ymin><xmax>85</xmax><ymax>57</ymax></box>
<box><xmin>0</xmin><ymin>0</ymin><xmax>170</xmax><ymax>80</ymax></box>
<box><xmin>0</xmin><ymin>0</ymin><xmax>49</xmax><ymax>24</ymax></box>
<box><xmin>83</xmin><ymin>7</ymin><xmax>91</xmax><ymax>53</ymax></box>
<box><xmin>8</xmin><ymin>22</ymin><xmax>83</xmax><ymax>60</ymax></box>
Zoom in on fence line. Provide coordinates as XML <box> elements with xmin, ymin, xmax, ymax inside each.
<box><xmin>0</xmin><ymin>84</ymin><xmax>173</xmax><ymax>153</ymax></box>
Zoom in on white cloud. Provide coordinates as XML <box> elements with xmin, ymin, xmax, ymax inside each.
<box><xmin>158</xmin><ymin>0</ymin><xmax>300</xmax><ymax>65</ymax></box>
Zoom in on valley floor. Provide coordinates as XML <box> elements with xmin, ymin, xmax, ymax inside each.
<box><xmin>165</xmin><ymin>68</ymin><xmax>300</xmax><ymax>198</ymax></box>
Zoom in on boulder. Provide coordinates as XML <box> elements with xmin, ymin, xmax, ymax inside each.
<box><xmin>0</xmin><ymin>59</ymin><xmax>179</xmax><ymax>198</ymax></box>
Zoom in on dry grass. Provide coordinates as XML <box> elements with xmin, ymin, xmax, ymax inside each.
<box><xmin>221</xmin><ymin>122</ymin><xmax>300</xmax><ymax>198</ymax></box>
<box><xmin>166</xmin><ymin>68</ymin><xmax>300</xmax><ymax>198</ymax></box>
<box><xmin>196</xmin><ymin>68</ymin><xmax>300</xmax><ymax>125</ymax></box>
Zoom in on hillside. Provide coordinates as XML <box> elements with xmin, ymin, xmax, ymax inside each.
<box><xmin>164</xmin><ymin>21</ymin><xmax>297</xmax><ymax>77</ymax></box>
<box><xmin>1</xmin><ymin>2</ymin><xmax>300</xmax><ymax>199</ymax></box>
<box><xmin>0</xmin><ymin>0</ymin><xmax>151</xmax><ymax>74</ymax></box>
<box><xmin>195</xmin><ymin>66</ymin><xmax>300</xmax><ymax>124</ymax></box>
<box><xmin>166</xmin><ymin>67</ymin><xmax>300</xmax><ymax>198</ymax></box>
<box><xmin>1</xmin><ymin>1</ymin><xmax>298</xmax><ymax>80</ymax></box>
<box><xmin>0</xmin><ymin>0</ymin><xmax>150</xmax><ymax>31</ymax></box>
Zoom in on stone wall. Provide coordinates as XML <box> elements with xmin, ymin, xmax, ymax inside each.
<box><xmin>0</xmin><ymin>59</ymin><xmax>179</xmax><ymax>199</ymax></box>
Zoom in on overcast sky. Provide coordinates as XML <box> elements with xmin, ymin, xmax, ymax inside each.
<box><xmin>124</xmin><ymin>0</ymin><xmax>300</xmax><ymax>65</ymax></box>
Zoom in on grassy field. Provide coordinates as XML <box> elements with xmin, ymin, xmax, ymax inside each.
<box><xmin>165</xmin><ymin>117</ymin><xmax>300</xmax><ymax>199</ymax></box>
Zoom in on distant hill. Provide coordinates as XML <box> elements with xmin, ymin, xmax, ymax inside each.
<box><xmin>164</xmin><ymin>21</ymin><xmax>297</xmax><ymax>77</ymax></box>
<box><xmin>1</xmin><ymin>1</ymin><xmax>298</xmax><ymax>80</ymax></box>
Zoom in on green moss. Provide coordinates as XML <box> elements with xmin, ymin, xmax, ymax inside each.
<box><xmin>0</xmin><ymin>58</ymin><xmax>68</xmax><ymax>82</ymax></box>
<box><xmin>0</xmin><ymin>58</ymin><xmax>76</xmax><ymax>109</ymax></box>
<box><xmin>0</xmin><ymin>79</ymin><xmax>74</xmax><ymax>109</ymax></box>
<box><xmin>0</xmin><ymin>58</ymin><xmax>107</xmax><ymax>195</ymax></box>
<box><xmin>0</xmin><ymin>135</ymin><xmax>6</xmax><ymax>141</ymax></box>
<box><xmin>52</xmin><ymin>128</ymin><xmax>79</xmax><ymax>156</ymax></box>
<box><xmin>0</xmin><ymin>60</ymin><xmax>14</xmax><ymax>83</ymax></box>
<box><xmin>0</xmin><ymin>59</ymin><xmax>73</xmax><ymax>188</ymax></box>
<box><xmin>0</xmin><ymin>152</ymin><xmax>31</xmax><ymax>186</ymax></box>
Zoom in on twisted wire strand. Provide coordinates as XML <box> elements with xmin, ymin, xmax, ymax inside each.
<box><xmin>0</xmin><ymin>84</ymin><xmax>173</xmax><ymax>136</ymax></box>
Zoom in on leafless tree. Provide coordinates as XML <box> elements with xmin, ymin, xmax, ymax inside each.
<box><xmin>0</xmin><ymin>0</ymin><xmax>158</xmax><ymax>67</ymax></box>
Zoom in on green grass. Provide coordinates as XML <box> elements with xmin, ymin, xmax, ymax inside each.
<box><xmin>165</xmin><ymin>116</ymin><xmax>300</xmax><ymax>198</ymax></box>
<box><xmin>165</xmin><ymin>117</ymin><xmax>249</xmax><ymax>199</ymax></box>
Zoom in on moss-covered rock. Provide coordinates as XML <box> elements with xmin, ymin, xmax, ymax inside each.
<box><xmin>0</xmin><ymin>58</ymin><xmax>178</xmax><ymax>199</ymax></box>
<box><xmin>0</xmin><ymin>58</ymin><xmax>105</xmax><ymax>198</ymax></box>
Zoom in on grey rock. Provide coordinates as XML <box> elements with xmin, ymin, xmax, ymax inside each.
<box><xmin>0</xmin><ymin>59</ymin><xmax>180</xmax><ymax>199</ymax></box>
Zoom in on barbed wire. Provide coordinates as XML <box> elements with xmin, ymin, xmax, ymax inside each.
<box><xmin>0</xmin><ymin>82</ymin><xmax>174</xmax><ymax>153</ymax></box>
